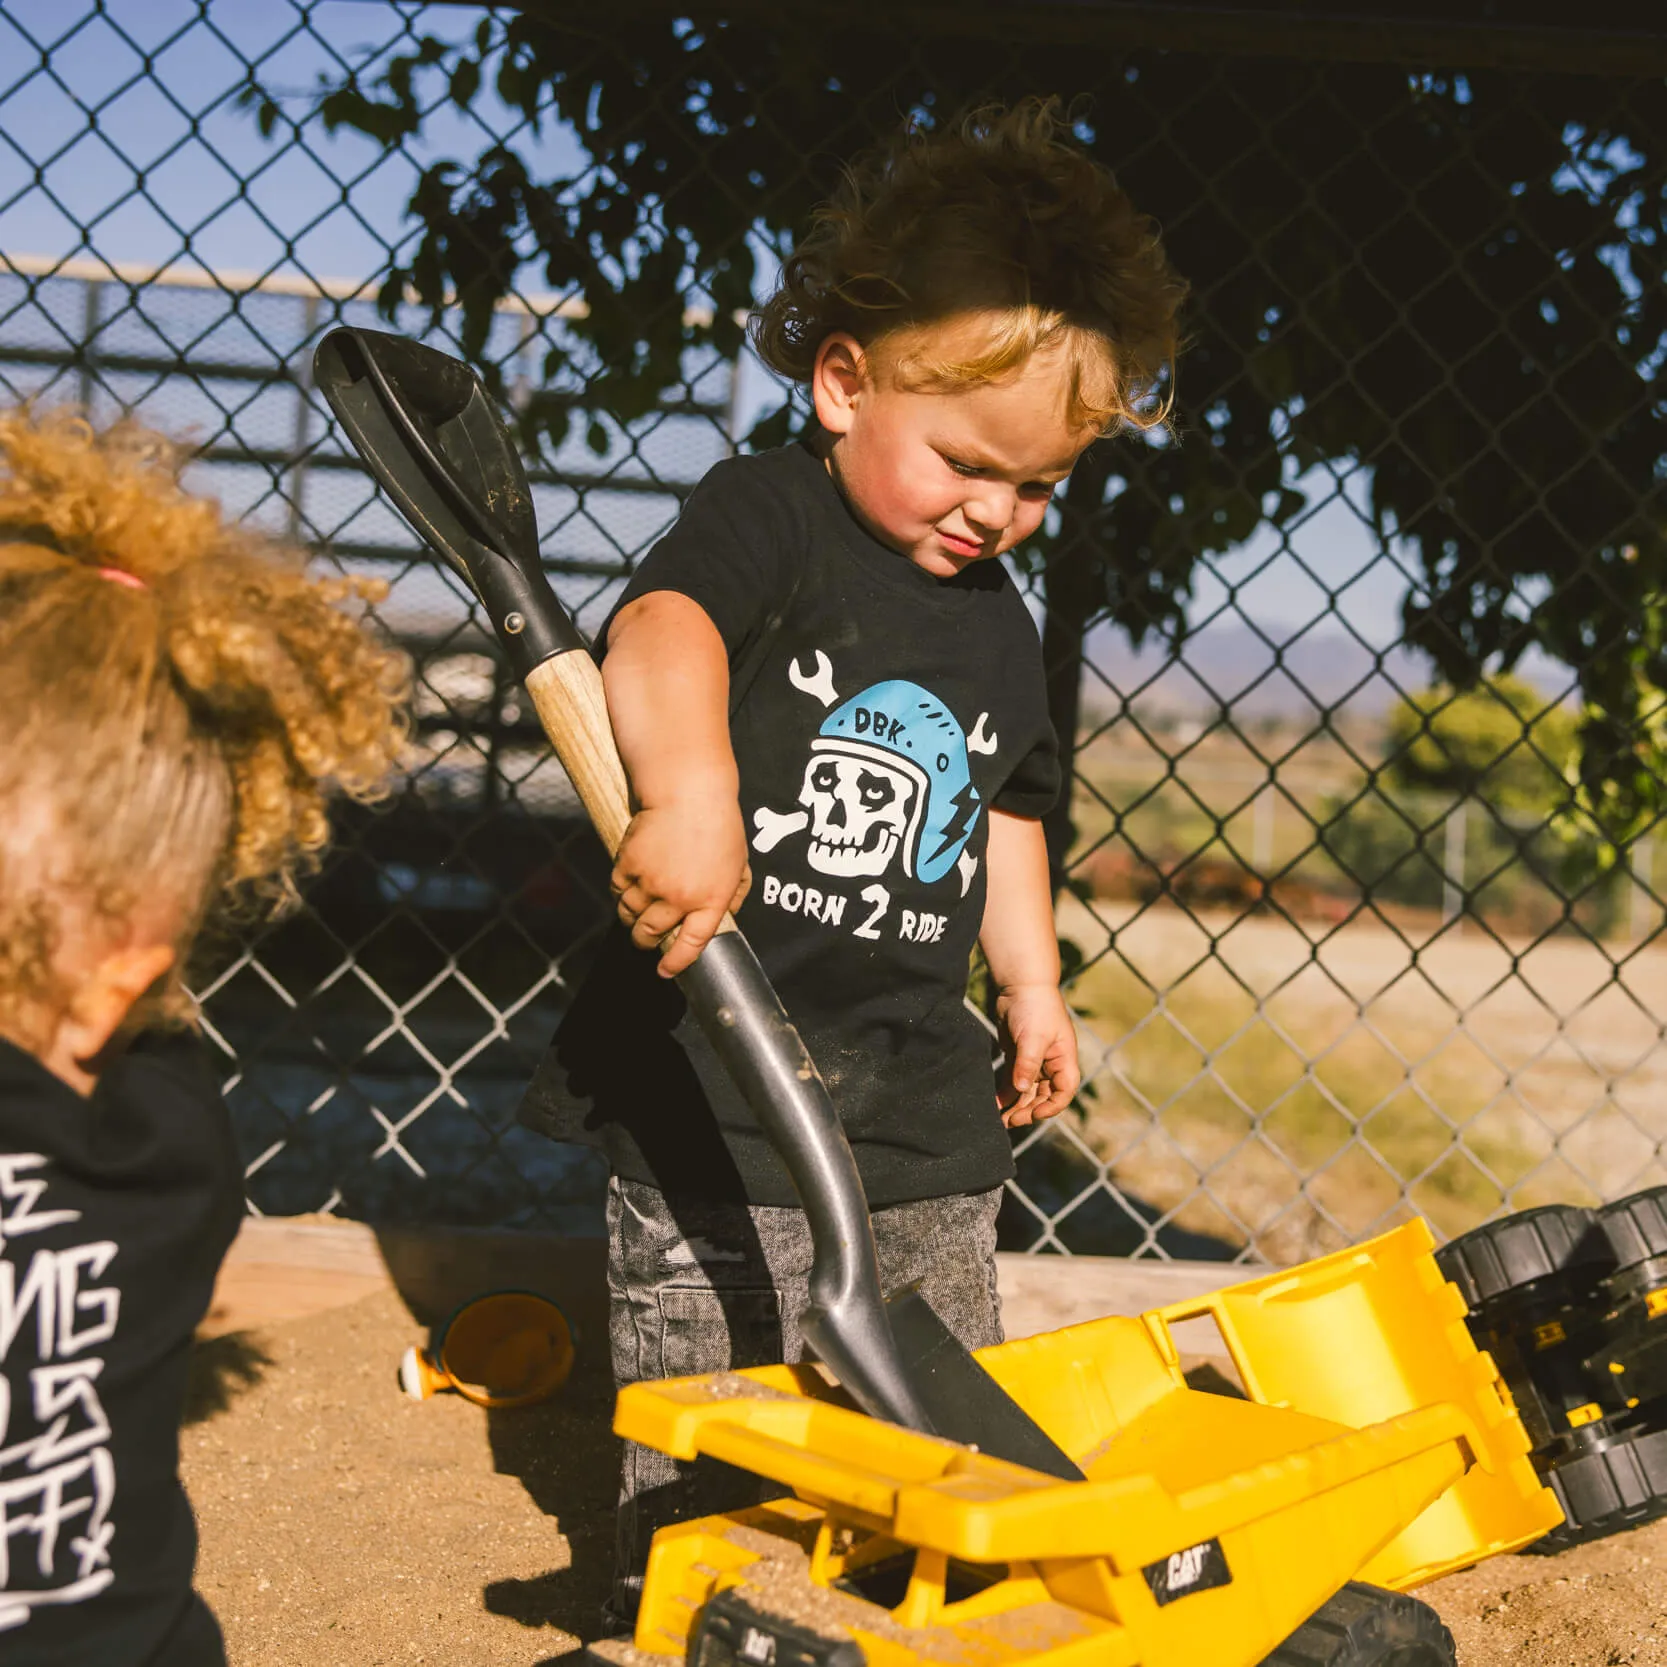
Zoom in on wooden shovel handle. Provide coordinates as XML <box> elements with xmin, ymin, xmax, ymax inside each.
<box><xmin>523</xmin><ymin>651</ymin><xmax>737</xmax><ymax>938</ymax></box>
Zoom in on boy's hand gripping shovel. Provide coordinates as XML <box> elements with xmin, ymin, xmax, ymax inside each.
<box><xmin>313</xmin><ymin>327</ymin><xmax>1081</xmax><ymax>1480</ymax></box>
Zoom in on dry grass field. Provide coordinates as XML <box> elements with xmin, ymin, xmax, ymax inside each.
<box><xmin>1059</xmin><ymin>894</ymin><xmax>1667</xmax><ymax>1262</ymax></box>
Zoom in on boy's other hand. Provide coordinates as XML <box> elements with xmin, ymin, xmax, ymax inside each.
<box><xmin>995</xmin><ymin>983</ymin><xmax>1081</xmax><ymax>1128</ymax></box>
<box><xmin>612</xmin><ymin>793</ymin><xmax>751</xmax><ymax>977</ymax></box>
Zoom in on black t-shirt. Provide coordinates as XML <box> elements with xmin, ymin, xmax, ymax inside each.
<box><xmin>521</xmin><ymin>439</ymin><xmax>1060</xmax><ymax>1206</ymax></box>
<box><xmin>0</xmin><ymin>1031</ymin><xmax>241</xmax><ymax>1666</ymax></box>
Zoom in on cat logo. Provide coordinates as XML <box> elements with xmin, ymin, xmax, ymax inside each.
<box><xmin>739</xmin><ymin>1626</ymin><xmax>777</xmax><ymax>1664</ymax></box>
<box><xmin>1141</xmin><ymin>1537</ymin><xmax>1233</xmax><ymax>1606</ymax></box>
<box><xmin>1168</xmin><ymin>1545</ymin><xmax>1209</xmax><ymax>1587</ymax></box>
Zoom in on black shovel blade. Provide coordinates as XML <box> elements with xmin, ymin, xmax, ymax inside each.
<box><xmin>313</xmin><ymin>327</ymin><xmax>582</xmax><ymax>668</ymax></box>
<box><xmin>886</xmin><ymin>1287</ymin><xmax>1084</xmax><ymax>1480</ymax></box>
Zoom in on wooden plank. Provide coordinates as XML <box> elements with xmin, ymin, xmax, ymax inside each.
<box><xmin>206</xmin><ymin>1216</ymin><xmax>1255</xmax><ymax>1349</ymax></box>
<box><xmin>995</xmin><ymin>1250</ymin><xmax>1255</xmax><ymax>1340</ymax></box>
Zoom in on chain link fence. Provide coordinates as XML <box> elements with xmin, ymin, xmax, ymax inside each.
<box><xmin>2</xmin><ymin>0</ymin><xmax>1664</xmax><ymax>1262</ymax></box>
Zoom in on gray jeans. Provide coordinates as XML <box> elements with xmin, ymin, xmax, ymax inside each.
<box><xmin>605</xmin><ymin>1175</ymin><xmax>1004</xmax><ymax>1629</ymax></box>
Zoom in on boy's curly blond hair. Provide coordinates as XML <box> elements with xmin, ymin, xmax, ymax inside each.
<box><xmin>0</xmin><ymin>406</ymin><xmax>410</xmax><ymax>1045</ymax></box>
<box><xmin>751</xmin><ymin>99</ymin><xmax>1187</xmax><ymax>432</ymax></box>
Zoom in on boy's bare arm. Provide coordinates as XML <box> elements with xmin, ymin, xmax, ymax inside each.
<box><xmin>603</xmin><ymin>591</ymin><xmax>750</xmax><ymax>976</ymax></box>
<box><xmin>980</xmin><ymin>809</ymin><xmax>1081</xmax><ymax>1127</ymax></box>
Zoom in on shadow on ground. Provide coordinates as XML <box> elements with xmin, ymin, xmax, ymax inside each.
<box><xmin>1000</xmin><ymin>1132</ymin><xmax>1241</xmax><ymax>1259</ymax></box>
<box><xmin>184</xmin><ymin>1331</ymin><xmax>275</xmax><ymax>1424</ymax></box>
<box><xmin>367</xmin><ymin>1226</ymin><xmax>622</xmax><ymax>1644</ymax></box>
<box><xmin>481</xmin><ymin>1360</ymin><xmax>620</xmax><ymax>1639</ymax></box>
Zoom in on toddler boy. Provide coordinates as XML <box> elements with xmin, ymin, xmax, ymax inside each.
<box><xmin>519</xmin><ymin>98</ymin><xmax>1186</xmax><ymax>1627</ymax></box>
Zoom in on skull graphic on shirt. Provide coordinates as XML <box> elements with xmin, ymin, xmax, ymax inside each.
<box><xmin>797</xmin><ymin>752</ymin><xmax>916</xmax><ymax>877</ymax></box>
<box><xmin>751</xmin><ymin>670</ymin><xmax>994</xmax><ymax>890</ymax></box>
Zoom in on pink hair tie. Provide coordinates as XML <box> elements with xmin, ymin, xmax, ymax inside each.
<box><xmin>97</xmin><ymin>566</ymin><xmax>148</xmax><ymax>592</ymax></box>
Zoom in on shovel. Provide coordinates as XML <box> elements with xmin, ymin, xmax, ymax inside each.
<box><xmin>313</xmin><ymin>327</ymin><xmax>1082</xmax><ymax>1481</ymax></box>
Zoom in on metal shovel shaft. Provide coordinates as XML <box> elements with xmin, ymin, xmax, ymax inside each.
<box><xmin>681</xmin><ymin>932</ymin><xmax>937</xmax><ymax>1432</ymax></box>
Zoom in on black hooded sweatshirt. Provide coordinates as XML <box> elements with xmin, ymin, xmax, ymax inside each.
<box><xmin>0</xmin><ymin>1030</ymin><xmax>240</xmax><ymax>1665</ymax></box>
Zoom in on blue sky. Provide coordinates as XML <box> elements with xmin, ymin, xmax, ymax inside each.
<box><xmin>0</xmin><ymin>0</ymin><xmax>1483</xmax><ymax>664</ymax></box>
<box><xmin>0</xmin><ymin>2</ymin><xmax>580</xmax><ymax>284</ymax></box>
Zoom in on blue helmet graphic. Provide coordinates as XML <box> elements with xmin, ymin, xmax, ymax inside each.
<box><xmin>810</xmin><ymin>680</ymin><xmax>981</xmax><ymax>883</ymax></box>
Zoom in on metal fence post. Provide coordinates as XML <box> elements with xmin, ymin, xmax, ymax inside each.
<box><xmin>1634</xmin><ymin>838</ymin><xmax>1657</xmax><ymax>942</ymax></box>
<box><xmin>1442</xmin><ymin>801</ymin><xmax>1467</xmax><ymax>929</ymax></box>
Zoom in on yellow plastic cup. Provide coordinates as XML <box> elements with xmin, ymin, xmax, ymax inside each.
<box><xmin>399</xmin><ymin>1290</ymin><xmax>575</xmax><ymax>1409</ymax></box>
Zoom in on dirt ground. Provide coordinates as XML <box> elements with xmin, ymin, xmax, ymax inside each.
<box><xmin>184</xmin><ymin>1286</ymin><xmax>1667</xmax><ymax>1666</ymax></box>
<box><xmin>184</xmin><ymin>1289</ymin><xmax>618</xmax><ymax>1666</ymax></box>
<box><xmin>1426</xmin><ymin>1532</ymin><xmax>1667</xmax><ymax>1666</ymax></box>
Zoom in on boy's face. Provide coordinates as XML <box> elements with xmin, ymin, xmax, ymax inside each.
<box><xmin>812</xmin><ymin>327</ymin><xmax>1099</xmax><ymax>580</ymax></box>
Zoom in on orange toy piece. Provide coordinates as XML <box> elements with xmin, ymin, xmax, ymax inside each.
<box><xmin>400</xmin><ymin>1290</ymin><xmax>574</xmax><ymax>1410</ymax></box>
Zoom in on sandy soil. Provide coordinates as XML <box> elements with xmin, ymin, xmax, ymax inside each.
<box><xmin>184</xmin><ymin>1288</ymin><xmax>1667</xmax><ymax>1666</ymax></box>
<box><xmin>184</xmin><ymin>1289</ymin><xmax>618</xmax><ymax>1666</ymax></box>
<box><xmin>1425</xmin><ymin>1527</ymin><xmax>1667</xmax><ymax>1665</ymax></box>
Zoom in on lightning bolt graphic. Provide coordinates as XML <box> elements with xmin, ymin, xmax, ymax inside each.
<box><xmin>928</xmin><ymin>781</ymin><xmax>981</xmax><ymax>866</ymax></box>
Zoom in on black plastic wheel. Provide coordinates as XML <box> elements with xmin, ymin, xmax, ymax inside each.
<box><xmin>1599</xmin><ymin>1186</ymin><xmax>1667</xmax><ymax>1274</ymax></box>
<box><xmin>1258</xmin><ymin>1583</ymin><xmax>1456</xmax><ymax>1667</ymax></box>
<box><xmin>1436</xmin><ymin>1197</ymin><xmax>1667</xmax><ymax>1555</ymax></box>
<box><xmin>1527</xmin><ymin>1421</ymin><xmax>1667</xmax><ymax>1553</ymax></box>
<box><xmin>1435</xmin><ymin>1204</ymin><xmax>1609</xmax><ymax>1309</ymax></box>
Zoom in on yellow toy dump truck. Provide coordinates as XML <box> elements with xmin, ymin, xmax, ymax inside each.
<box><xmin>605</xmin><ymin>1221</ymin><xmax>1562</xmax><ymax>1667</ymax></box>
